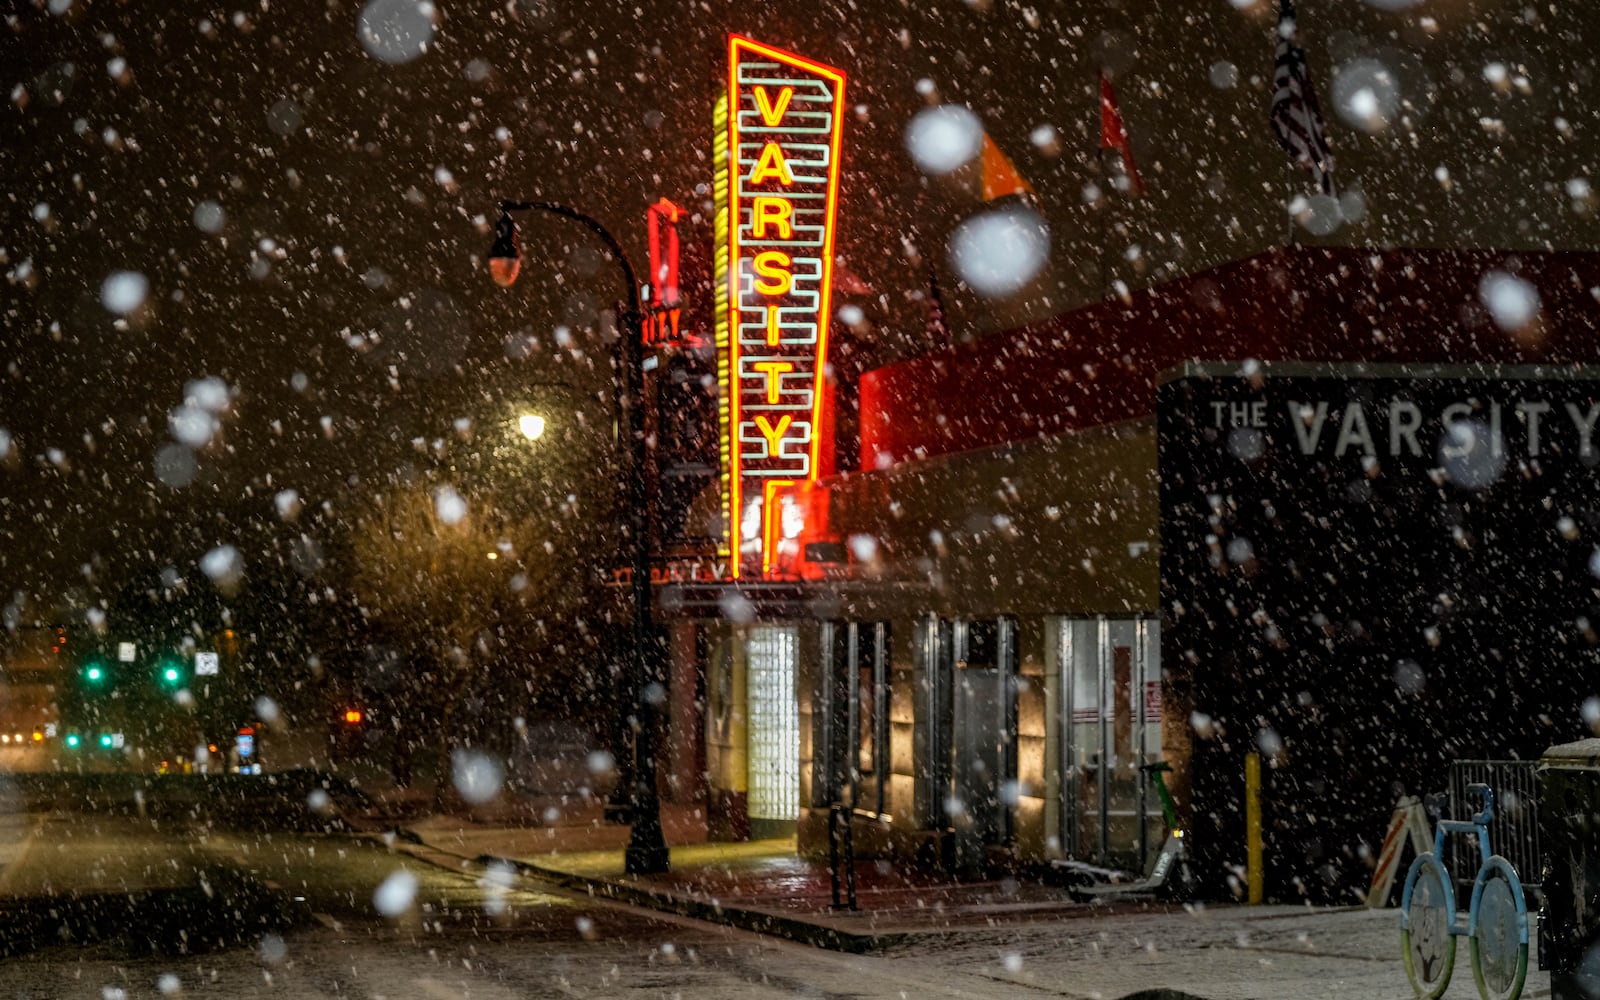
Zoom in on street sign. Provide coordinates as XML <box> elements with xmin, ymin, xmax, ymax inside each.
<box><xmin>117</xmin><ymin>641</ymin><xmax>136</xmax><ymax>662</ymax></box>
<box><xmin>195</xmin><ymin>651</ymin><xmax>219</xmax><ymax>676</ymax></box>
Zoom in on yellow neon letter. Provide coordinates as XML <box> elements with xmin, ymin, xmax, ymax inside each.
<box><xmin>755</xmin><ymin>414</ymin><xmax>793</xmax><ymax>452</ymax></box>
<box><xmin>749</xmin><ymin>142</ymin><xmax>794</xmax><ymax>186</ymax></box>
<box><xmin>751</xmin><ymin>197</ymin><xmax>793</xmax><ymax>239</ymax></box>
<box><xmin>752</xmin><ymin>251</ymin><xmax>793</xmax><ymax>295</ymax></box>
<box><xmin>765</xmin><ymin>308</ymin><xmax>783</xmax><ymax>346</ymax></box>
<box><xmin>752</xmin><ymin>360</ymin><xmax>795</xmax><ymax>403</ymax></box>
<box><xmin>753</xmin><ymin>86</ymin><xmax>794</xmax><ymax>127</ymax></box>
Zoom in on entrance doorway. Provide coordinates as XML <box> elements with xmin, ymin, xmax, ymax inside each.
<box><xmin>951</xmin><ymin>618</ymin><xmax>1016</xmax><ymax>874</ymax></box>
<box><xmin>1057</xmin><ymin>616</ymin><xmax>1163</xmax><ymax>870</ymax></box>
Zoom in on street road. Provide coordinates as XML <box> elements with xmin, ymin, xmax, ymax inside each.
<box><xmin>0</xmin><ymin>795</ymin><xmax>1031</xmax><ymax>999</ymax></box>
<box><xmin>0</xmin><ymin>778</ymin><xmax>1527</xmax><ymax>1000</ymax></box>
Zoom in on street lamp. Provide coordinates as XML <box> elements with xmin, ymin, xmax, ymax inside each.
<box><xmin>517</xmin><ymin>413</ymin><xmax>546</xmax><ymax>441</ymax></box>
<box><xmin>487</xmin><ymin>199</ymin><xmax>669</xmax><ymax>875</ymax></box>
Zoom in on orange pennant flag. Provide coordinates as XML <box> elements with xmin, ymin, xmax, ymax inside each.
<box><xmin>979</xmin><ymin>133</ymin><xmax>1035</xmax><ymax>201</ymax></box>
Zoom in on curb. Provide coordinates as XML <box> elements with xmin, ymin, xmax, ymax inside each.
<box><xmin>479</xmin><ymin>853</ymin><xmax>901</xmax><ymax>953</ymax></box>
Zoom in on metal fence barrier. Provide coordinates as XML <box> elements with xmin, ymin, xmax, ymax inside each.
<box><xmin>1448</xmin><ymin>759</ymin><xmax>1541</xmax><ymax>890</ymax></box>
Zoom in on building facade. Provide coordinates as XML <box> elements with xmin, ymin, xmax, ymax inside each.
<box><xmin>652</xmin><ymin>244</ymin><xmax>1600</xmax><ymax>901</ymax></box>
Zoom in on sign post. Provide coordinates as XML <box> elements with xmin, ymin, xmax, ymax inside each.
<box><xmin>1368</xmin><ymin>795</ymin><xmax>1433</xmax><ymax>908</ymax></box>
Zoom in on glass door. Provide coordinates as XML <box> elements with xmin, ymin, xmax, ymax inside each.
<box><xmin>1060</xmin><ymin>617</ymin><xmax>1163</xmax><ymax>870</ymax></box>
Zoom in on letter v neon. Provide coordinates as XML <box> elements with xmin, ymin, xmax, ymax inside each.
<box><xmin>753</xmin><ymin>86</ymin><xmax>793</xmax><ymax>127</ymax></box>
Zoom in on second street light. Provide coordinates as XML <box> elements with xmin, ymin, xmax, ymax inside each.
<box><xmin>487</xmin><ymin>199</ymin><xmax>670</xmax><ymax>875</ymax></box>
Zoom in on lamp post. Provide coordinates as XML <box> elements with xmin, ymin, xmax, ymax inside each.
<box><xmin>487</xmin><ymin>200</ymin><xmax>669</xmax><ymax>875</ymax></box>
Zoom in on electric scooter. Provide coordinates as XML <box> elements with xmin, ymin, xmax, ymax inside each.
<box><xmin>1057</xmin><ymin>761</ymin><xmax>1196</xmax><ymax>902</ymax></box>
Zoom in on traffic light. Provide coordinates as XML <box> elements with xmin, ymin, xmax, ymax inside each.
<box><xmin>82</xmin><ymin>662</ymin><xmax>106</xmax><ymax>685</ymax></box>
<box><xmin>343</xmin><ymin>709</ymin><xmax>363</xmax><ymax>725</ymax></box>
<box><xmin>159</xmin><ymin>662</ymin><xmax>183</xmax><ymax>686</ymax></box>
<box><xmin>65</xmin><ymin>732</ymin><xmax>80</xmax><ymax>749</ymax></box>
<box><xmin>98</xmin><ymin>733</ymin><xmax>112</xmax><ymax>748</ymax></box>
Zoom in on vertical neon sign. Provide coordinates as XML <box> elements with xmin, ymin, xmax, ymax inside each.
<box><xmin>718</xmin><ymin>35</ymin><xmax>845</xmax><ymax>578</ymax></box>
<box><xmin>643</xmin><ymin>198</ymin><xmax>685</xmax><ymax>348</ymax></box>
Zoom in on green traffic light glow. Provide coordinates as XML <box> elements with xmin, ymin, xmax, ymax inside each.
<box><xmin>65</xmin><ymin>734</ymin><xmax>80</xmax><ymax>748</ymax></box>
<box><xmin>98</xmin><ymin>734</ymin><xmax>112</xmax><ymax>748</ymax></box>
<box><xmin>163</xmin><ymin>667</ymin><xmax>180</xmax><ymax>683</ymax></box>
<box><xmin>86</xmin><ymin>666</ymin><xmax>103</xmax><ymax>681</ymax></box>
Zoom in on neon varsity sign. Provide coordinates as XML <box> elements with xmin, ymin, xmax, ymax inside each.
<box><xmin>715</xmin><ymin>36</ymin><xmax>845</xmax><ymax>578</ymax></box>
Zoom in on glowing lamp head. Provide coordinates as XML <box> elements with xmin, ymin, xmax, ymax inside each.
<box><xmin>518</xmin><ymin>413</ymin><xmax>546</xmax><ymax>441</ymax></box>
<box><xmin>162</xmin><ymin>666</ymin><xmax>180</xmax><ymax>684</ymax></box>
<box><xmin>344</xmin><ymin>709</ymin><xmax>363</xmax><ymax>725</ymax></box>
<box><xmin>65</xmin><ymin>733</ymin><xmax>80</xmax><ymax>748</ymax></box>
<box><xmin>488</xmin><ymin>211</ymin><xmax>521</xmax><ymax>287</ymax></box>
<box><xmin>85</xmin><ymin>665</ymin><xmax>103</xmax><ymax>682</ymax></box>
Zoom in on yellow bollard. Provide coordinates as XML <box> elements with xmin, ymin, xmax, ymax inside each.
<box><xmin>1245</xmin><ymin>752</ymin><xmax>1263</xmax><ymax>904</ymax></box>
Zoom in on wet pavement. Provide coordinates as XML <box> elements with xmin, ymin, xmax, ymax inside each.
<box><xmin>393</xmin><ymin>795</ymin><xmax>1182</xmax><ymax>946</ymax></box>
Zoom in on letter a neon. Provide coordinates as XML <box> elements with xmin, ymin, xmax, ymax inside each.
<box><xmin>749</xmin><ymin>143</ymin><xmax>794</xmax><ymax>185</ymax></box>
<box><xmin>753</xmin><ymin>86</ymin><xmax>793</xmax><ymax>127</ymax></box>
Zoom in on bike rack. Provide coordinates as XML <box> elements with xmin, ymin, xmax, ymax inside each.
<box><xmin>1400</xmin><ymin>783</ymin><xmax>1530</xmax><ymax>1000</ymax></box>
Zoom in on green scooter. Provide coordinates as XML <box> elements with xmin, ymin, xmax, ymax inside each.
<box><xmin>1059</xmin><ymin>761</ymin><xmax>1197</xmax><ymax>902</ymax></box>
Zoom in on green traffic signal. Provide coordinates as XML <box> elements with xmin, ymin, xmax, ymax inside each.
<box><xmin>84</xmin><ymin>664</ymin><xmax>104</xmax><ymax>682</ymax></box>
<box><xmin>65</xmin><ymin>733</ymin><xmax>80</xmax><ymax>748</ymax></box>
<box><xmin>163</xmin><ymin>667</ymin><xmax>179</xmax><ymax>683</ymax></box>
<box><xmin>98</xmin><ymin>733</ymin><xmax>112</xmax><ymax>748</ymax></box>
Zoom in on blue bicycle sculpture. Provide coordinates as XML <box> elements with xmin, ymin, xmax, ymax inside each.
<box><xmin>1399</xmin><ymin>783</ymin><xmax>1529</xmax><ymax>1000</ymax></box>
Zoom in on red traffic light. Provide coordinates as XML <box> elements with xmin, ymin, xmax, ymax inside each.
<box><xmin>343</xmin><ymin>709</ymin><xmax>363</xmax><ymax>725</ymax></box>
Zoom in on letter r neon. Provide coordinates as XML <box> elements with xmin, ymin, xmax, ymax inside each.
<box><xmin>751</xmin><ymin>197</ymin><xmax>793</xmax><ymax>239</ymax></box>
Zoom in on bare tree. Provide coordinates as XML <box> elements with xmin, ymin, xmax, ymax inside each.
<box><xmin>347</xmin><ymin>414</ymin><xmax>616</xmax><ymax>798</ymax></box>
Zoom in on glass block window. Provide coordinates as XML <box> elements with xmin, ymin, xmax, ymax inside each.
<box><xmin>747</xmin><ymin>625</ymin><xmax>800</xmax><ymax>821</ymax></box>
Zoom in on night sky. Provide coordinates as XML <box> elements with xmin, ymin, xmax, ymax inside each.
<box><xmin>1</xmin><ymin>0</ymin><xmax>1592</xmax><ymax>618</ymax></box>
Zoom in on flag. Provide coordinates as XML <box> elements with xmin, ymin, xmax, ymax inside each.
<box><xmin>1098</xmin><ymin>71</ymin><xmax>1145</xmax><ymax>195</ymax></box>
<box><xmin>979</xmin><ymin>133</ymin><xmax>1034</xmax><ymax>201</ymax></box>
<box><xmin>1270</xmin><ymin>0</ymin><xmax>1334</xmax><ymax>194</ymax></box>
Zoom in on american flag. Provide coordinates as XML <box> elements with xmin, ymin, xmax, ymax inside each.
<box><xmin>1271</xmin><ymin>0</ymin><xmax>1334</xmax><ymax>195</ymax></box>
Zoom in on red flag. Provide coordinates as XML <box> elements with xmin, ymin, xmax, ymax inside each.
<box><xmin>1099</xmin><ymin>71</ymin><xmax>1145</xmax><ymax>195</ymax></box>
<box><xmin>979</xmin><ymin>133</ymin><xmax>1035</xmax><ymax>201</ymax></box>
